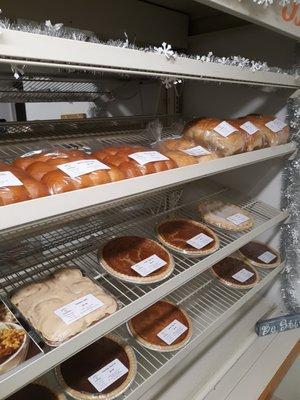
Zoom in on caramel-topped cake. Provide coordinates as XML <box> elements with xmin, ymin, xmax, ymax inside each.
<box><xmin>238</xmin><ymin>241</ymin><xmax>281</xmax><ymax>269</ymax></box>
<box><xmin>11</xmin><ymin>268</ymin><xmax>118</xmax><ymax>346</ymax></box>
<box><xmin>156</xmin><ymin>218</ymin><xmax>219</xmax><ymax>257</ymax></box>
<box><xmin>7</xmin><ymin>383</ymin><xmax>64</xmax><ymax>400</ymax></box>
<box><xmin>211</xmin><ymin>257</ymin><xmax>259</xmax><ymax>289</ymax></box>
<box><xmin>128</xmin><ymin>300</ymin><xmax>192</xmax><ymax>352</ymax></box>
<box><xmin>99</xmin><ymin>236</ymin><xmax>174</xmax><ymax>284</ymax></box>
<box><xmin>56</xmin><ymin>335</ymin><xmax>136</xmax><ymax>400</ymax></box>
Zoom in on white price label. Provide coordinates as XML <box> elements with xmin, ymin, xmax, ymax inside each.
<box><xmin>186</xmin><ymin>233</ymin><xmax>214</xmax><ymax>250</ymax></box>
<box><xmin>0</xmin><ymin>171</ymin><xmax>23</xmax><ymax>188</ymax></box>
<box><xmin>157</xmin><ymin>319</ymin><xmax>188</xmax><ymax>345</ymax></box>
<box><xmin>88</xmin><ymin>359</ymin><xmax>129</xmax><ymax>393</ymax></box>
<box><xmin>131</xmin><ymin>254</ymin><xmax>167</xmax><ymax>277</ymax></box>
<box><xmin>213</xmin><ymin>121</ymin><xmax>237</xmax><ymax>138</ymax></box>
<box><xmin>21</xmin><ymin>150</ymin><xmax>43</xmax><ymax>158</ymax></box>
<box><xmin>54</xmin><ymin>294</ymin><xmax>104</xmax><ymax>325</ymax></box>
<box><xmin>240</xmin><ymin>121</ymin><xmax>259</xmax><ymax>135</ymax></box>
<box><xmin>232</xmin><ymin>268</ymin><xmax>254</xmax><ymax>283</ymax></box>
<box><xmin>265</xmin><ymin>119</ymin><xmax>287</xmax><ymax>133</ymax></box>
<box><xmin>257</xmin><ymin>251</ymin><xmax>277</xmax><ymax>264</ymax></box>
<box><xmin>58</xmin><ymin>159</ymin><xmax>110</xmax><ymax>178</ymax></box>
<box><xmin>182</xmin><ymin>145</ymin><xmax>211</xmax><ymax>157</ymax></box>
<box><xmin>129</xmin><ymin>151</ymin><xmax>169</xmax><ymax>165</ymax></box>
<box><xmin>226</xmin><ymin>213</ymin><xmax>250</xmax><ymax>225</ymax></box>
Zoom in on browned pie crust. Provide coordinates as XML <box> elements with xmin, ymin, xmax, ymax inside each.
<box><xmin>156</xmin><ymin>218</ymin><xmax>220</xmax><ymax>257</ymax></box>
<box><xmin>99</xmin><ymin>236</ymin><xmax>174</xmax><ymax>284</ymax></box>
<box><xmin>211</xmin><ymin>257</ymin><xmax>259</xmax><ymax>289</ymax></box>
<box><xmin>127</xmin><ymin>300</ymin><xmax>192</xmax><ymax>352</ymax></box>
<box><xmin>237</xmin><ymin>241</ymin><xmax>281</xmax><ymax>269</ymax></box>
<box><xmin>55</xmin><ymin>334</ymin><xmax>136</xmax><ymax>400</ymax></box>
<box><xmin>7</xmin><ymin>382</ymin><xmax>66</xmax><ymax>400</ymax></box>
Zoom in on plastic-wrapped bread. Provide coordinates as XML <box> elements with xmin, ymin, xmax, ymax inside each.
<box><xmin>183</xmin><ymin>118</ymin><xmax>246</xmax><ymax>156</ymax></box>
<box><xmin>229</xmin><ymin>117</ymin><xmax>264</xmax><ymax>152</ymax></box>
<box><xmin>248</xmin><ymin>115</ymin><xmax>289</xmax><ymax>146</ymax></box>
<box><xmin>154</xmin><ymin>137</ymin><xmax>196</xmax><ymax>153</ymax></box>
<box><xmin>162</xmin><ymin>150</ymin><xmax>197</xmax><ymax>167</ymax></box>
<box><xmin>92</xmin><ymin>145</ymin><xmax>177</xmax><ymax>178</ymax></box>
<box><xmin>0</xmin><ymin>162</ymin><xmax>49</xmax><ymax>206</ymax></box>
<box><xmin>11</xmin><ymin>268</ymin><xmax>118</xmax><ymax>346</ymax></box>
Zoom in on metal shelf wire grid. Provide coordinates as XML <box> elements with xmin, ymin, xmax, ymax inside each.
<box><xmin>115</xmin><ymin>266</ymin><xmax>280</xmax><ymax>400</ymax></box>
<box><xmin>0</xmin><ymin>181</ymin><xmax>285</xmax><ymax>397</ymax></box>
<box><xmin>0</xmin><ymin>114</ymin><xmax>175</xmax><ymax>146</ymax></box>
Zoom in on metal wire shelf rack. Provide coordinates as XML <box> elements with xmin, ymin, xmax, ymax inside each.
<box><xmin>0</xmin><ymin>180</ymin><xmax>287</xmax><ymax>397</ymax></box>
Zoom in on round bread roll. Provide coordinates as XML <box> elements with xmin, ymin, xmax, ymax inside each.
<box><xmin>107</xmin><ymin>165</ymin><xmax>126</xmax><ymax>182</ymax></box>
<box><xmin>41</xmin><ymin>170</ymin><xmax>80</xmax><ymax>194</ymax></box>
<box><xmin>26</xmin><ymin>162</ymin><xmax>58</xmax><ymax>181</ymax></box>
<box><xmin>183</xmin><ymin>118</ymin><xmax>245</xmax><ymax>156</ymax></box>
<box><xmin>163</xmin><ymin>150</ymin><xmax>197</xmax><ymax>167</ymax></box>
<box><xmin>249</xmin><ymin>115</ymin><xmax>289</xmax><ymax>146</ymax></box>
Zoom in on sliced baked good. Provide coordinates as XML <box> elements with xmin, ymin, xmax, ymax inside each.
<box><xmin>55</xmin><ymin>334</ymin><xmax>136</xmax><ymax>400</ymax></box>
<box><xmin>237</xmin><ymin>241</ymin><xmax>281</xmax><ymax>269</ymax></box>
<box><xmin>11</xmin><ymin>268</ymin><xmax>118</xmax><ymax>346</ymax></box>
<box><xmin>249</xmin><ymin>115</ymin><xmax>289</xmax><ymax>146</ymax></box>
<box><xmin>162</xmin><ymin>150</ymin><xmax>198</xmax><ymax>167</ymax></box>
<box><xmin>211</xmin><ymin>257</ymin><xmax>259</xmax><ymax>289</ymax></box>
<box><xmin>198</xmin><ymin>200</ymin><xmax>253</xmax><ymax>232</ymax></box>
<box><xmin>155</xmin><ymin>137</ymin><xmax>196</xmax><ymax>152</ymax></box>
<box><xmin>99</xmin><ymin>236</ymin><xmax>174</xmax><ymax>284</ymax></box>
<box><xmin>229</xmin><ymin>117</ymin><xmax>264</xmax><ymax>152</ymax></box>
<box><xmin>6</xmin><ymin>382</ymin><xmax>66</xmax><ymax>400</ymax></box>
<box><xmin>183</xmin><ymin>118</ymin><xmax>245</xmax><ymax>156</ymax></box>
<box><xmin>156</xmin><ymin>218</ymin><xmax>219</xmax><ymax>257</ymax></box>
<box><xmin>127</xmin><ymin>300</ymin><xmax>192</xmax><ymax>352</ymax></box>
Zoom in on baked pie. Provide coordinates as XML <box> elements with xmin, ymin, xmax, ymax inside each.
<box><xmin>198</xmin><ymin>200</ymin><xmax>253</xmax><ymax>232</ymax></box>
<box><xmin>156</xmin><ymin>218</ymin><xmax>219</xmax><ymax>257</ymax></box>
<box><xmin>237</xmin><ymin>241</ymin><xmax>281</xmax><ymax>269</ymax></box>
<box><xmin>127</xmin><ymin>300</ymin><xmax>192</xmax><ymax>352</ymax></box>
<box><xmin>211</xmin><ymin>257</ymin><xmax>259</xmax><ymax>289</ymax></box>
<box><xmin>99</xmin><ymin>236</ymin><xmax>174</xmax><ymax>284</ymax></box>
<box><xmin>7</xmin><ymin>382</ymin><xmax>66</xmax><ymax>400</ymax></box>
<box><xmin>56</xmin><ymin>334</ymin><xmax>136</xmax><ymax>400</ymax></box>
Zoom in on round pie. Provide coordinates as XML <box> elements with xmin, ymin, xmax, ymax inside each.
<box><xmin>127</xmin><ymin>300</ymin><xmax>192</xmax><ymax>352</ymax></box>
<box><xmin>237</xmin><ymin>241</ymin><xmax>281</xmax><ymax>269</ymax></box>
<box><xmin>156</xmin><ymin>218</ymin><xmax>220</xmax><ymax>257</ymax></box>
<box><xmin>7</xmin><ymin>382</ymin><xmax>66</xmax><ymax>400</ymax></box>
<box><xmin>198</xmin><ymin>200</ymin><xmax>253</xmax><ymax>232</ymax></box>
<box><xmin>99</xmin><ymin>236</ymin><xmax>174</xmax><ymax>284</ymax></box>
<box><xmin>211</xmin><ymin>257</ymin><xmax>259</xmax><ymax>289</ymax></box>
<box><xmin>55</xmin><ymin>334</ymin><xmax>136</xmax><ymax>400</ymax></box>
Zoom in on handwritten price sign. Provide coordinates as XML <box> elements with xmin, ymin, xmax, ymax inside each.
<box><xmin>256</xmin><ymin>313</ymin><xmax>300</xmax><ymax>336</ymax></box>
<box><xmin>281</xmin><ymin>4</ymin><xmax>300</xmax><ymax>27</ymax></box>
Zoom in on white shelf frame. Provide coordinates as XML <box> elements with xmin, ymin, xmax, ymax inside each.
<box><xmin>0</xmin><ymin>142</ymin><xmax>295</xmax><ymax>232</ymax></box>
<box><xmin>0</xmin><ymin>194</ymin><xmax>287</xmax><ymax>398</ymax></box>
<box><xmin>0</xmin><ymin>30</ymin><xmax>298</xmax><ymax>89</ymax></box>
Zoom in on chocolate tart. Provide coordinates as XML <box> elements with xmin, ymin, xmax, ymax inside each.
<box><xmin>55</xmin><ymin>334</ymin><xmax>136</xmax><ymax>400</ymax></box>
<box><xmin>237</xmin><ymin>241</ymin><xmax>281</xmax><ymax>269</ymax></box>
<box><xmin>127</xmin><ymin>300</ymin><xmax>192</xmax><ymax>352</ymax></box>
<box><xmin>7</xmin><ymin>382</ymin><xmax>66</xmax><ymax>400</ymax></box>
<box><xmin>99</xmin><ymin>236</ymin><xmax>174</xmax><ymax>284</ymax></box>
<box><xmin>211</xmin><ymin>257</ymin><xmax>259</xmax><ymax>289</ymax></box>
<box><xmin>198</xmin><ymin>200</ymin><xmax>253</xmax><ymax>232</ymax></box>
<box><xmin>156</xmin><ymin>218</ymin><xmax>220</xmax><ymax>257</ymax></box>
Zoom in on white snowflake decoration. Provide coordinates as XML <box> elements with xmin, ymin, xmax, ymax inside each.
<box><xmin>11</xmin><ymin>65</ymin><xmax>25</xmax><ymax>79</ymax></box>
<box><xmin>160</xmin><ymin>77</ymin><xmax>182</xmax><ymax>89</ymax></box>
<box><xmin>154</xmin><ymin>42</ymin><xmax>176</xmax><ymax>60</ymax></box>
<box><xmin>45</xmin><ymin>20</ymin><xmax>63</xmax><ymax>31</ymax></box>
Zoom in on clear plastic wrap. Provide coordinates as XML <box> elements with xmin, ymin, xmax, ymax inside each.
<box><xmin>211</xmin><ymin>256</ymin><xmax>260</xmax><ymax>289</ymax></box>
<box><xmin>198</xmin><ymin>200</ymin><xmax>254</xmax><ymax>232</ymax></box>
<box><xmin>183</xmin><ymin>118</ymin><xmax>246</xmax><ymax>156</ymax></box>
<box><xmin>13</xmin><ymin>148</ymin><xmax>124</xmax><ymax>195</ymax></box>
<box><xmin>156</xmin><ymin>218</ymin><xmax>220</xmax><ymax>257</ymax></box>
<box><xmin>246</xmin><ymin>115</ymin><xmax>290</xmax><ymax>146</ymax></box>
<box><xmin>92</xmin><ymin>145</ymin><xmax>177</xmax><ymax>178</ymax></box>
<box><xmin>10</xmin><ymin>267</ymin><xmax>119</xmax><ymax>347</ymax></box>
<box><xmin>0</xmin><ymin>162</ymin><xmax>49</xmax><ymax>206</ymax></box>
<box><xmin>229</xmin><ymin>117</ymin><xmax>264</xmax><ymax>152</ymax></box>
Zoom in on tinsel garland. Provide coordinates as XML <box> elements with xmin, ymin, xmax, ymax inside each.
<box><xmin>242</xmin><ymin>0</ymin><xmax>300</xmax><ymax>7</ymax></box>
<box><xmin>281</xmin><ymin>97</ymin><xmax>300</xmax><ymax>313</ymax></box>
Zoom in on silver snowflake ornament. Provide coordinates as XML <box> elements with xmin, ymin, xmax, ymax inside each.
<box><xmin>154</xmin><ymin>42</ymin><xmax>176</xmax><ymax>60</ymax></box>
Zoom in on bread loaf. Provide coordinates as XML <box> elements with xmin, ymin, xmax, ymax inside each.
<box><xmin>155</xmin><ymin>137</ymin><xmax>196</xmax><ymax>153</ymax></box>
<box><xmin>183</xmin><ymin>118</ymin><xmax>246</xmax><ymax>156</ymax></box>
<box><xmin>162</xmin><ymin>150</ymin><xmax>197</xmax><ymax>167</ymax></box>
<box><xmin>232</xmin><ymin>117</ymin><xmax>264</xmax><ymax>151</ymax></box>
<box><xmin>249</xmin><ymin>115</ymin><xmax>289</xmax><ymax>146</ymax></box>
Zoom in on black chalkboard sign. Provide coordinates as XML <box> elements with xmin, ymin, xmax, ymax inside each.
<box><xmin>256</xmin><ymin>313</ymin><xmax>300</xmax><ymax>336</ymax></box>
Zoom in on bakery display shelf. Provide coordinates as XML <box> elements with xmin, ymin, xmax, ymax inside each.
<box><xmin>0</xmin><ymin>30</ymin><xmax>299</xmax><ymax>89</ymax></box>
<box><xmin>0</xmin><ymin>138</ymin><xmax>296</xmax><ymax>231</ymax></box>
<box><xmin>0</xmin><ymin>182</ymin><xmax>287</xmax><ymax>397</ymax></box>
<box><xmin>117</xmin><ymin>265</ymin><xmax>284</xmax><ymax>400</ymax></box>
<box><xmin>0</xmin><ymin>72</ymin><xmax>108</xmax><ymax>103</ymax></box>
